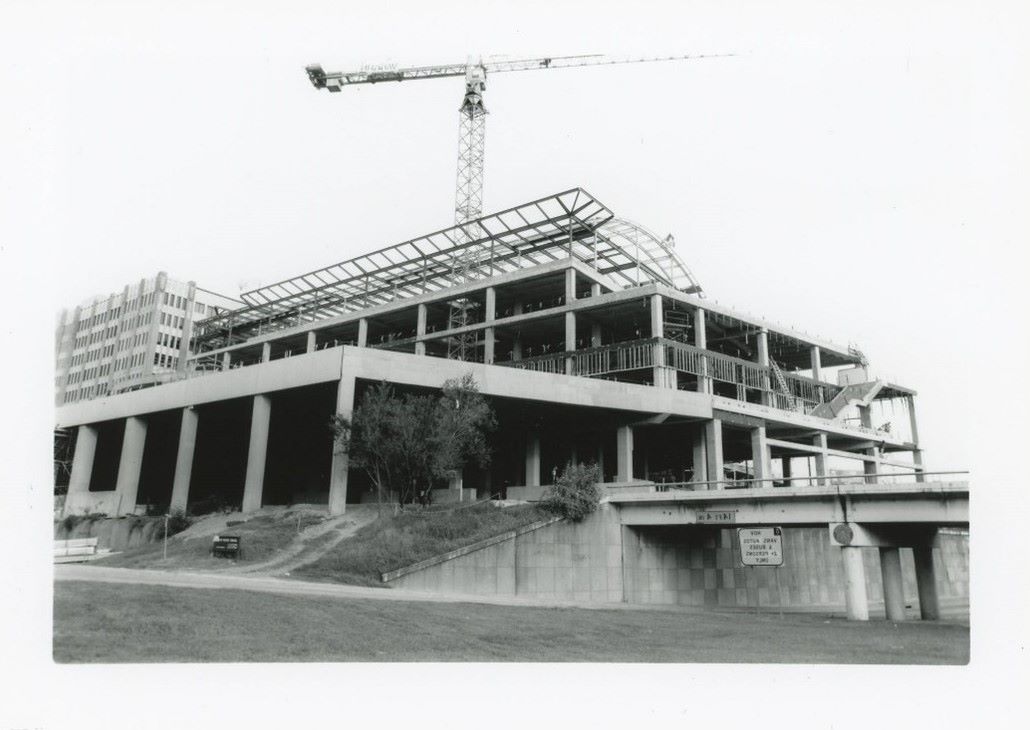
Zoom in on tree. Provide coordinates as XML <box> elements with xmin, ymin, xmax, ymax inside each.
<box><xmin>542</xmin><ymin>462</ymin><xmax>602</xmax><ymax>522</ymax></box>
<box><xmin>330</xmin><ymin>374</ymin><xmax>496</xmax><ymax>511</ymax></box>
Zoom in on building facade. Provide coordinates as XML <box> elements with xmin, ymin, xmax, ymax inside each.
<box><xmin>54</xmin><ymin>189</ymin><xmax>967</xmax><ymax>619</ymax></box>
<box><xmin>54</xmin><ymin>272</ymin><xmax>240</xmax><ymax>406</ymax></box>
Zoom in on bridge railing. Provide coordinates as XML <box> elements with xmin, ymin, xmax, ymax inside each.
<box><xmin>650</xmin><ymin>470</ymin><xmax>970</xmax><ymax>492</ymax></box>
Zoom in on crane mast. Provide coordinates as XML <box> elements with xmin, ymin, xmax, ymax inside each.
<box><xmin>305</xmin><ymin>52</ymin><xmax>729</xmax><ymax>359</ymax></box>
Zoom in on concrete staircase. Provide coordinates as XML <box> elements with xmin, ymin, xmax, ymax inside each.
<box><xmin>809</xmin><ymin>380</ymin><xmax>885</xmax><ymax>420</ymax></box>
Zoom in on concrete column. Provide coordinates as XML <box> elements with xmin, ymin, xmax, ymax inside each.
<box><xmin>750</xmin><ymin>425</ymin><xmax>771</xmax><ymax>486</ymax></box>
<box><xmin>879</xmin><ymin>547</ymin><xmax>906</xmax><ymax>621</ymax></box>
<box><xmin>693</xmin><ymin>307</ymin><xmax>711</xmax><ymax>394</ymax></box>
<box><xmin>242</xmin><ymin>394</ymin><xmax>271</xmax><ymax>513</ymax></box>
<box><xmin>564</xmin><ymin>311</ymin><xmax>576</xmax><ymax>375</ymax></box>
<box><xmin>357</xmin><ymin>318</ymin><xmax>368</xmax><ymax>347</ymax></box>
<box><xmin>512</xmin><ymin>334</ymin><xmax>522</xmax><ymax>361</ymax></box>
<box><xmin>913</xmin><ymin>449</ymin><xmax>925</xmax><ymax>483</ymax></box>
<box><xmin>590</xmin><ymin>282</ymin><xmax>601</xmax><ymax>297</ymax></box>
<box><xmin>221</xmin><ymin>351</ymin><xmax>231</xmax><ymax>371</ymax></box>
<box><xmin>590</xmin><ymin>322</ymin><xmax>602</xmax><ymax>348</ymax></box>
<box><xmin>449</xmin><ymin>472</ymin><xmax>464</xmax><ymax>501</ymax></box>
<box><xmin>329</xmin><ymin>376</ymin><xmax>356</xmax><ymax>515</ymax></box>
<box><xmin>525</xmin><ymin>433</ymin><xmax>541</xmax><ymax>487</ymax></box>
<box><xmin>485</xmin><ymin>287</ymin><xmax>496</xmax><ymax>322</ymax></box>
<box><xmin>781</xmin><ymin>457</ymin><xmax>792</xmax><ymax>487</ymax></box>
<box><xmin>564</xmin><ymin>268</ymin><xmax>576</xmax><ymax>304</ymax></box>
<box><xmin>169</xmin><ymin>407</ymin><xmax>198</xmax><ymax>512</ymax></box>
<box><xmin>616</xmin><ymin>426</ymin><xmax>634</xmax><ymax>482</ymax></box>
<box><xmin>415</xmin><ymin>304</ymin><xmax>427</xmax><ymax>356</ymax></box>
<box><xmin>650</xmin><ymin>294</ymin><xmax>674</xmax><ymax>387</ymax></box>
<box><xmin>66</xmin><ymin>424</ymin><xmax>98</xmax><ymax>512</ymax></box>
<box><xmin>704</xmin><ymin>418</ymin><xmax>724</xmax><ymax>488</ymax></box>
<box><xmin>864</xmin><ymin>447</ymin><xmax>879</xmax><ymax>484</ymax></box>
<box><xmin>756</xmin><ymin>329</ymin><xmax>771</xmax><ymax>405</ymax></box>
<box><xmin>114</xmin><ymin>416</ymin><xmax>148</xmax><ymax>516</ymax></box>
<box><xmin>484</xmin><ymin>327</ymin><xmax>495</xmax><ymax>364</ymax></box>
<box><xmin>913</xmin><ymin>545</ymin><xmax>940</xmax><ymax>620</ymax></box>
<box><xmin>306</xmin><ymin>331</ymin><xmax>316</xmax><ymax>354</ymax></box>
<box><xmin>841</xmin><ymin>546</ymin><xmax>870</xmax><ymax>621</ymax></box>
<box><xmin>813</xmin><ymin>433</ymin><xmax>828</xmax><ymax>486</ymax></box>
<box><xmin>810</xmin><ymin>346</ymin><xmax>822</xmax><ymax>381</ymax></box>
<box><xmin>261</xmin><ymin>342</ymin><xmax>271</xmax><ymax>363</ymax></box>
<box><xmin>908</xmin><ymin>395</ymin><xmax>925</xmax><ymax>483</ymax></box>
<box><xmin>691</xmin><ymin>430</ymin><xmax>708</xmax><ymax>484</ymax></box>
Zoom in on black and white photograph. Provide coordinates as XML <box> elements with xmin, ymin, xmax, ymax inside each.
<box><xmin>2</xmin><ymin>0</ymin><xmax>1027</xmax><ymax>727</ymax></box>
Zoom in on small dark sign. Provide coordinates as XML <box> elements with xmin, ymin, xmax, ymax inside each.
<box><xmin>212</xmin><ymin>535</ymin><xmax>241</xmax><ymax>558</ymax></box>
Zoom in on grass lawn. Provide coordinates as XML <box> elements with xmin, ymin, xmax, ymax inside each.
<box><xmin>94</xmin><ymin>510</ymin><xmax>327</xmax><ymax>571</ymax></box>
<box><xmin>53</xmin><ymin>580</ymin><xmax>969</xmax><ymax>664</ymax></box>
<box><xmin>292</xmin><ymin>501</ymin><xmax>550</xmax><ymax>586</ymax></box>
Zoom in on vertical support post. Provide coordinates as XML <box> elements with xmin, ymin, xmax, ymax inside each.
<box><xmin>810</xmin><ymin>346</ymin><xmax>822</xmax><ymax>381</ymax></box>
<box><xmin>415</xmin><ymin>304</ymin><xmax>427</xmax><ymax>356</ymax></box>
<box><xmin>485</xmin><ymin>286</ymin><xmax>496</xmax><ymax>322</ymax></box>
<box><xmin>242</xmin><ymin>395</ymin><xmax>271</xmax><ymax>513</ymax></box>
<box><xmin>329</xmin><ymin>375</ymin><xmax>355</xmax><ymax>515</ymax></box>
<box><xmin>750</xmin><ymin>425</ymin><xmax>771</xmax><ymax>486</ymax></box>
<box><xmin>591</xmin><ymin>322</ymin><xmax>602</xmax><ymax>348</ymax></box>
<box><xmin>756</xmin><ymin>328</ymin><xmax>771</xmax><ymax>405</ymax></box>
<box><xmin>306</xmin><ymin>331</ymin><xmax>316</xmax><ymax>354</ymax></box>
<box><xmin>907</xmin><ymin>395</ymin><xmax>925</xmax><ymax>483</ymax></box>
<box><xmin>564</xmin><ymin>312</ymin><xmax>576</xmax><ymax>376</ymax></box>
<box><xmin>705</xmin><ymin>418</ymin><xmax>724</xmax><ymax>489</ymax></box>
<box><xmin>649</xmin><ymin>294</ymin><xmax>674</xmax><ymax>388</ymax></box>
<box><xmin>841</xmin><ymin>546</ymin><xmax>870</xmax><ymax>621</ymax></box>
<box><xmin>782</xmin><ymin>457</ymin><xmax>792</xmax><ymax>487</ymax></box>
<box><xmin>692</xmin><ymin>429</ymin><xmax>708</xmax><ymax>484</ymax></box>
<box><xmin>525</xmin><ymin>433</ymin><xmax>541</xmax><ymax>487</ymax></box>
<box><xmin>261</xmin><ymin>342</ymin><xmax>271</xmax><ymax>363</ymax></box>
<box><xmin>169</xmin><ymin>406</ymin><xmax>198</xmax><ymax>512</ymax></box>
<box><xmin>590</xmin><ymin>282</ymin><xmax>601</xmax><ymax>298</ymax></box>
<box><xmin>65</xmin><ymin>424</ymin><xmax>98</xmax><ymax>515</ymax></box>
<box><xmin>879</xmin><ymin>547</ymin><xmax>906</xmax><ymax>621</ymax></box>
<box><xmin>616</xmin><ymin>425</ymin><xmax>634</xmax><ymax>482</ymax></box>
<box><xmin>484</xmin><ymin>327</ymin><xmax>495</xmax><ymax>365</ymax></box>
<box><xmin>114</xmin><ymin>416</ymin><xmax>148</xmax><ymax>516</ymax></box>
<box><xmin>813</xmin><ymin>433</ymin><xmax>828</xmax><ymax>486</ymax></box>
<box><xmin>913</xmin><ymin>544</ymin><xmax>940</xmax><ymax>620</ymax></box>
<box><xmin>564</xmin><ymin>268</ymin><xmax>576</xmax><ymax>304</ymax></box>
<box><xmin>357</xmin><ymin>318</ymin><xmax>368</xmax><ymax>347</ymax></box>
<box><xmin>221</xmin><ymin>351</ymin><xmax>231</xmax><ymax>371</ymax></box>
<box><xmin>693</xmin><ymin>307</ymin><xmax>711</xmax><ymax>394</ymax></box>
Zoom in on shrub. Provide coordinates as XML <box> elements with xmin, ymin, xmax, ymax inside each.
<box><xmin>542</xmin><ymin>462</ymin><xmax>602</xmax><ymax>522</ymax></box>
<box><xmin>166</xmin><ymin>509</ymin><xmax>191</xmax><ymax>536</ymax></box>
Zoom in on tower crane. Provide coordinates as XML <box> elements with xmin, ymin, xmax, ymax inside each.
<box><xmin>304</xmin><ymin>52</ymin><xmax>729</xmax><ymax>360</ymax></box>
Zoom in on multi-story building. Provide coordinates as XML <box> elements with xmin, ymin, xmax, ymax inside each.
<box><xmin>54</xmin><ymin>189</ymin><xmax>968</xmax><ymax>619</ymax></box>
<box><xmin>54</xmin><ymin>272</ymin><xmax>240</xmax><ymax>406</ymax></box>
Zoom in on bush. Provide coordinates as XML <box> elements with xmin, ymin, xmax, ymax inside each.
<box><xmin>166</xmin><ymin>509</ymin><xmax>191</xmax><ymax>536</ymax></box>
<box><xmin>542</xmin><ymin>462</ymin><xmax>602</xmax><ymax>522</ymax></box>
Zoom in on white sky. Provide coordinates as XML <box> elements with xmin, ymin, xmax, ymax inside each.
<box><xmin>3</xmin><ymin>0</ymin><xmax>1029</xmax><ymax>725</ymax></box>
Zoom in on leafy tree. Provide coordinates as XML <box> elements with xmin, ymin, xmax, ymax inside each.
<box><xmin>543</xmin><ymin>462</ymin><xmax>602</xmax><ymax>522</ymax></box>
<box><xmin>331</xmin><ymin>374</ymin><xmax>496</xmax><ymax>511</ymax></box>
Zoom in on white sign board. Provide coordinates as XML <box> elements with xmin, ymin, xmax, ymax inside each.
<box><xmin>738</xmin><ymin>527</ymin><xmax>784</xmax><ymax>567</ymax></box>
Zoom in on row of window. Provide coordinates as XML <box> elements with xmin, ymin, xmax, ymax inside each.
<box><xmin>75</xmin><ymin>289</ymin><xmax>158</xmax><ymax>330</ymax></box>
<box><xmin>161</xmin><ymin>311</ymin><xmax>186</xmax><ymax>329</ymax></box>
<box><xmin>159</xmin><ymin>332</ymin><xmax>182</xmax><ymax>351</ymax></box>
<box><xmin>153</xmin><ymin>352</ymin><xmax>179</xmax><ymax>369</ymax></box>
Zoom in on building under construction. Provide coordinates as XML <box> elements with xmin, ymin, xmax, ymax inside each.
<box><xmin>55</xmin><ymin>188</ymin><xmax>968</xmax><ymax>619</ymax></box>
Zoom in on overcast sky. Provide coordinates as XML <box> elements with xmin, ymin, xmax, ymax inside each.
<box><xmin>3</xmin><ymin>0</ymin><xmax>1030</xmax><ymax>724</ymax></box>
<box><xmin>4</xmin><ymin>0</ymin><xmax>1026</xmax><ymax>475</ymax></box>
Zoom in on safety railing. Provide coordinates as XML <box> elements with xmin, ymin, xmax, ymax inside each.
<box><xmin>649</xmin><ymin>470</ymin><xmax>969</xmax><ymax>493</ymax></box>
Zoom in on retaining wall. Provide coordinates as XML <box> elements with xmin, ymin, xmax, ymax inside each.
<box><xmin>53</xmin><ymin>516</ymin><xmax>167</xmax><ymax>551</ymax></box>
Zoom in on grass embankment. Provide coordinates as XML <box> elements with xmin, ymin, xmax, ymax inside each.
<box><xmin>292</xmin><ymin>502</ymin><xmax>550</xmax><ymax>586</ymax></box>
<box><xmin>95</xmin><ymin>510</ymin><xmax>327</xmax><ymax>571</ymax></box>
<box><xmin>53</xmin><ymin>581</ymin><xmax>970</xmax><ymax>663</ymax></box>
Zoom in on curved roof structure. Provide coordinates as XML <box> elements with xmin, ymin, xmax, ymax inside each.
<box><xmin>596</xmin><ymin>218</ymin><xmax>704</xmax><ymax>295</ymax></box>
<box><xmin>193</xmin><ymin>188</ymin><xmax>704</xmax><ymax>348</ymax></box>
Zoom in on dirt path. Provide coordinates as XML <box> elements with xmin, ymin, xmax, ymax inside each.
<box><xmin>223</xmin><ymin>505</ymin><xmax>380</xmax><ymax>577</ymax></box>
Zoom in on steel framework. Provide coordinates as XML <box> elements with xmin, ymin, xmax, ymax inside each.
<box><xmin>192</xmin><ymin>188</ymin><xmax>705</xmax><ymax>350</ymax></box>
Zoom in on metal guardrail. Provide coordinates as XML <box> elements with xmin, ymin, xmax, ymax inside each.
<box><xmin>649</xmin><ymin>470</ymin><xmax>970</xmax><ymax>492</ymax></box>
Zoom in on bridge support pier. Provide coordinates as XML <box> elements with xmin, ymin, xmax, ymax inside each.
<box><xmin>914</xmin><ymin>545</ymin><xmax>940</xmax><ymax>620</ymax></box>
<box><xmin>616</xmin><ymin>426</ymin><xmax>634</xmax><ymax>482</ymax></box>
<box><xmin>841</xmin><ymin>546</ymin><xmax>870</xmax><ymax>621</ymax></box>
<box><xmin>242</xmin><ymin>394</ymin><xmax>271</xmax><ymax>513</ymax></box>
<box><xmin>879</xmin><ymin>547</ymin><xmax>906</xmax><ymax>621</ymax></box>
<box><xmin>525</xmin><ymin>432</ymin><xmax>541</xmax><ymax>487</ymax></box>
